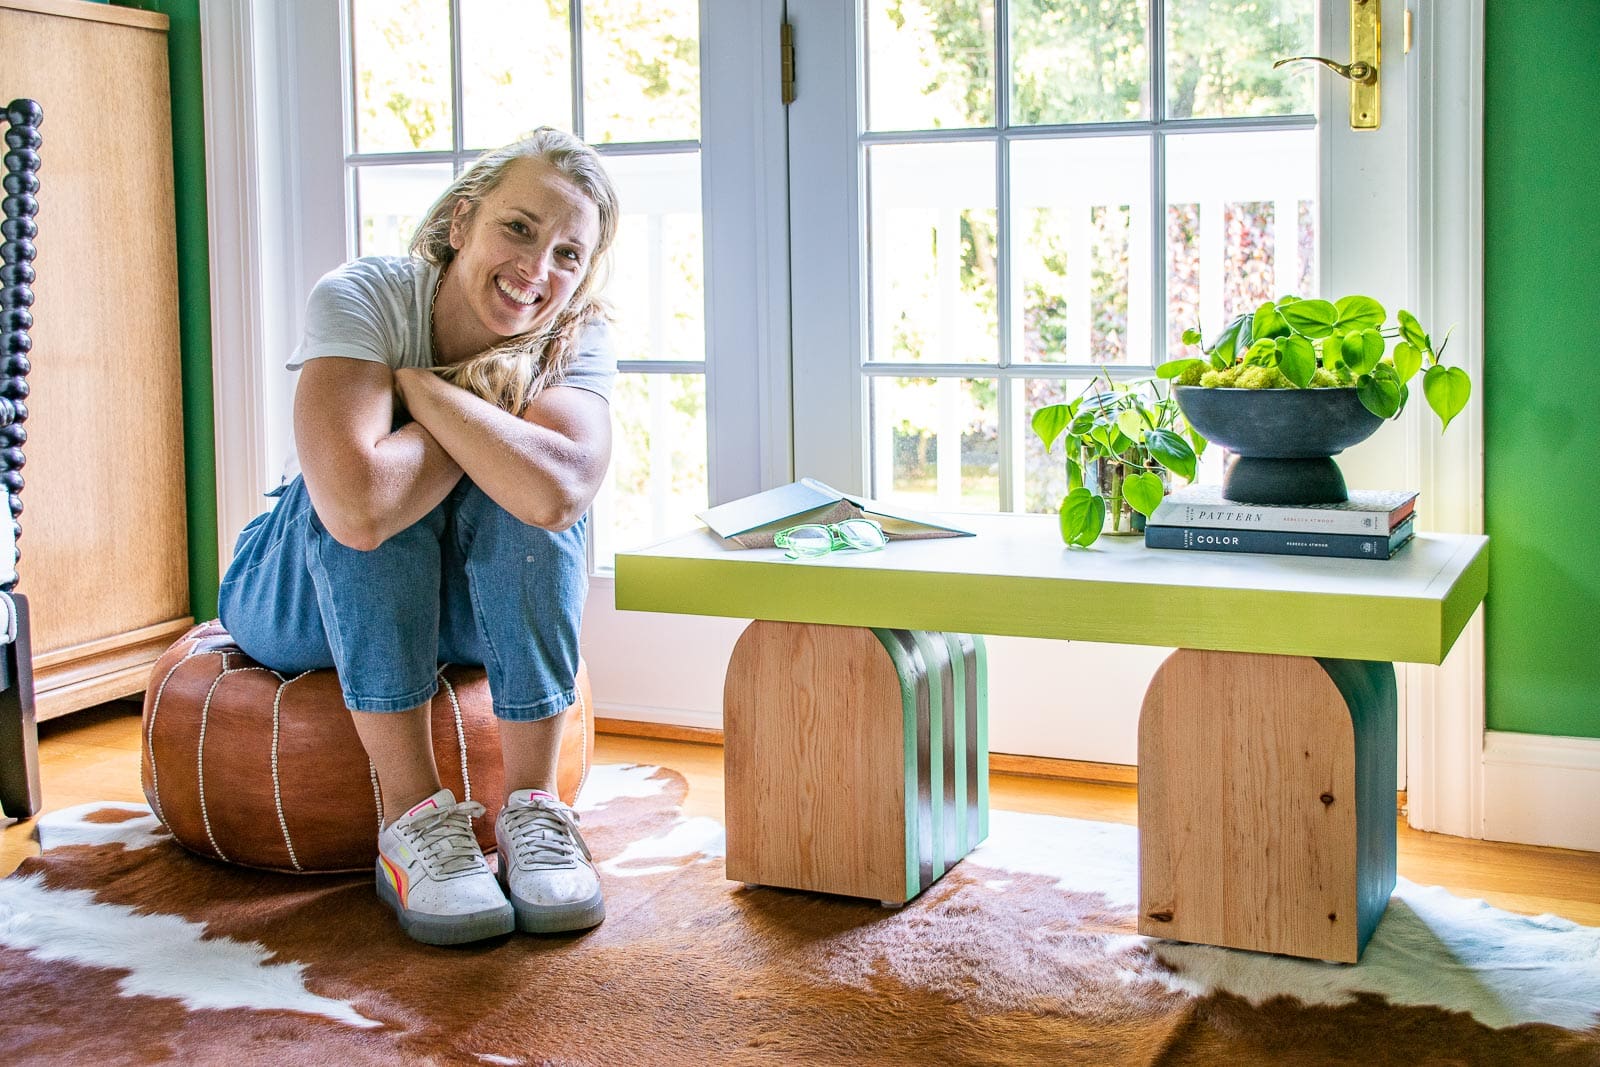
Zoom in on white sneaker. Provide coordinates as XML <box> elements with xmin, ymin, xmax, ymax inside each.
<box><xmin>376</xmin><ymin>788</ymin><xmax>514</xmax><ymax>945</ymax></box>
<box><xmin>495</xmin><ymin>789</ymin><xmax>606</xmax><ymax>933</ymax></box>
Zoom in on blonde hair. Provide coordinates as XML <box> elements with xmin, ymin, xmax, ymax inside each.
<box><xmin>410</xmin><ymin>127</ymin><xmax>619</xmax><ymax>415</ymax></box>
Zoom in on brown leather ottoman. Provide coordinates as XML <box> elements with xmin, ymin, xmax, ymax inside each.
<box><xmin>140</xmin><ymin>621</ymin><xmax>594</xmax><ymax>873</ymax></box>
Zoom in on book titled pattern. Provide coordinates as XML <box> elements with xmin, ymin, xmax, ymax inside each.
<box><xmin>1148</xmin><ymin>485</ymin><xmax>1419</xmax><ymax>535</ymax></box>
<box><xmin>1144</xmin><ymin>517</ymin><xmax>1416</xmax><ymax>560</ymax></box>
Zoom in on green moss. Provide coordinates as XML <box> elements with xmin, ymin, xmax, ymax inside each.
<box><xmin>1236</xmin><ymin>365</ymin><xmax>1294</xmax><ymax>389</ymax></box>
<box><xmin>1192</xmin><ymin>365</ymin><xmax>1338</xmax><ymax>389</ymax></box>
<box><xmin>1176</xmin><ymin>362</ymin><xmax>1206</xmax><ymax>386</ymax></box>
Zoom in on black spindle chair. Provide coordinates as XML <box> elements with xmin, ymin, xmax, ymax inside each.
<box><xmin>1</xmin><ymin>97</ymin><xmax>41</xmax><ymax>818</ymax></box>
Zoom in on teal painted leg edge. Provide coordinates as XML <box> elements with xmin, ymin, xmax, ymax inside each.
<box><xmin>1315</xmin><ymin>657</ymin><xmax>1399</xmax><ymax>958</ymax></box>
<box><xmin>911</xmin><ymin>630</ymin><xmax>953</xmax><ymax>881</ymax></box>
<box><xmin>872</xmin><ymin>628</ymin><xmax>925</xmax><ymax>901</ymax></box>
<box><xmin>871</xmin><ymin>629</ymin><xmax>993</xmax><ymax>902</ymax></box>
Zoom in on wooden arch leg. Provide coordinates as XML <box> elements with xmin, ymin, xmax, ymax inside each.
<box><xmin>723</xmin><ymin>620</ymin><xmax>988</xmax><ymax>904</ymax></box>
<box><xmin>1138</xmin><ymin>648</ymin><xmax>1397</xmax><ymax>962</ymax></box>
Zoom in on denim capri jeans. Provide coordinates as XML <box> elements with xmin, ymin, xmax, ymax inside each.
<box><xmin>217</xmin><ymin>476</ymin><xmax>587</xmax><ymax>722</ymax></box>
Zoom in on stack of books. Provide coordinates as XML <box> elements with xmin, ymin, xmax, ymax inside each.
<box><xmin>1145</xmin><ymin>486</ymin><xmax>1419</xmax><ymax>560</ymax></box>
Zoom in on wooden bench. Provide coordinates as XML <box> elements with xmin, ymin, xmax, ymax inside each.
<box><xmin>616</xmin><ymin>514</ymin><xmax>1487</xmax><ymax>962</ymax></box>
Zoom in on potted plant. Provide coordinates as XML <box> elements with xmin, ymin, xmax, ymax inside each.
<box><xmin>1155</xmin><ymin>294</ymin><xmax>1471</xmax><ymax>504</ymax></box>
<box><xmin>1032</xmin><ymin>374</ymin><xmax>1205</xmax><ymax>547</ymax></box>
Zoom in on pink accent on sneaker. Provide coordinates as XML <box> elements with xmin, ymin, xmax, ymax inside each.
<box><xmin>404</xmin><ymin>796</ymin><xmax>441</xmax><ymax>817</ymax></box>
<box><xmin>509</xmin><ymin>788</ymin><xmax>558</xmax><ymax>805</ymax></box>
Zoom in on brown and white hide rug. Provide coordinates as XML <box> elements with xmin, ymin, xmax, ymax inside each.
<box><xmin>2</xmin><ymin>765</ymin><xmax>1598</xmax><ymax>1066</ymax></box>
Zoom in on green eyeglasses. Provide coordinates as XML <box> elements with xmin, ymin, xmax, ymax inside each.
<box><xmin>773</xmin><ymin>518</ymin><xmax>888</xmax><ymax>559</ymax></box>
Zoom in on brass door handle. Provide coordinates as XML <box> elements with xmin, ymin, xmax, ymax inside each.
<box><xmin>1273</xmin><ymin>0</ymin><xmax>1381</xmax><ymax>130</ymax></box>
<box><xmin>1272</xmin><ymin>55</ymin><xmax>1376</xmax><ymax>85</ymax></box>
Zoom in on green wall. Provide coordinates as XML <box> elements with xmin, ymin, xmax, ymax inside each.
<box><xmin>1484</xmin><ymin>3</ymin><xmax>1600</xmax><ymax>737</ymax></box>
<box><xmin>114</xmin><ymin>0</ymin><xmax>220</xmax><ymax>622</ymax></box>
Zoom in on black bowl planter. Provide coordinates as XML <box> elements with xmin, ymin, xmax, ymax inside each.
<box><xmin>1174</xmin><ymin>386</ymin><xmax>1384</xmax><ymax>505</ymax></box>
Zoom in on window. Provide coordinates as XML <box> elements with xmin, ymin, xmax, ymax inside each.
<box><xmin>344</xmin><ymin>0</ymin><xmax>710</xmax><ymax>565</ymax></box>
<box><xmin>795</xmin><ymin>0</ymin><xmax>1321</xmax><ymax>512</ymax></box>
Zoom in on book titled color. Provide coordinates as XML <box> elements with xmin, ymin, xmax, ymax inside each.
<box><xmin>1148</xmin><ymin>485</ymin><xmax>1419</xmax><ymax>535</ymax></box>
<box><xmin>1145</xmin><ymin>517</ymin><xmax>1416</xmax><ymax>560</ymax></box>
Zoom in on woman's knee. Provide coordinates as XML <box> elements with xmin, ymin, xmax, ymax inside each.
<box><xmin>452</xmin><ymin>481</ymin><xmax>588</xmax><ymax>572</ymax></box>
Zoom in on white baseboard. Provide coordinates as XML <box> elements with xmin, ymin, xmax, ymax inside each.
<box><xmin>1481</xmin><ymin>731</ymin><xmax>1600</xmax><ymax>853</ymax></box>
<box><xmin>592</xmin><ymin>702</ymin><xmax>726</xmax><ymax>734</ymax></box>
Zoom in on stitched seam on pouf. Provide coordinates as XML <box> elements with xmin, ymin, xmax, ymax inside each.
<box><xmin>197</xmin><ymin>671</ymin><xmax>231</xmax><ymax>862</ymax></box>
<box><xmin>575</xmin><ymin>676</ymin><xmax>589</xmax><ymax>798</ymax></box>
<box><xmin>270</xmin><ymin>670</ymin><xmax>315</xmax><ymax>872</ymax></box>
<box><xmin>195</xmin><ymin>662</ymin><xmax>276</xmax><ymax>863</ymax></box>
<box><xmin>369</xmin><ymin>761</ymin><xmax>383</xmax><ymax>832</ymax></box>
<box><xmin>145</xmin><ymin>645</ymin><xmax>226</xmax><ymax>827</ymax></box>
<box><xmin>439</xmin><ymin>670</ymin><xmax>471</xmax><ymax>803</ymax></box>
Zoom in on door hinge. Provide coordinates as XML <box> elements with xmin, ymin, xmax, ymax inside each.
<box><xmin>781</xmin><ymin>22</ymin><xmax>796</xmax><ymax>104</ymax></box>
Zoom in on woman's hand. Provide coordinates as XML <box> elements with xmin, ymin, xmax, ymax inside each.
<box><xmin>392</xmin><ymin>366</ymin><xmax>432</xmax><ymax>412</ymax></box>
<box><xmin>294</xmin><ymin>359</ymin><xmax>463</xmax><ymax>551</ymax></box>
<box><xmin>398</xmin><ymin>368</ymin><xmax>611</xmax><ymax>531</ymax></box>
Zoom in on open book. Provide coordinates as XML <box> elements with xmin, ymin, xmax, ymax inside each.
<box><xmin>696</xmin><ymin>478</ymin><xmax>975</xmax><ymax>549</ymax></box>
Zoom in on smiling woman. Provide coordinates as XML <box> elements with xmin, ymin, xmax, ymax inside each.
<box><xmin>213</xmin><ymin>128</ymin><xmax>622</xmax><ymax>947</ymax></box>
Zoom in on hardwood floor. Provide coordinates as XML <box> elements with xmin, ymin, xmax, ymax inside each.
<box><xmin>6</xmin><ymin>702</ymin><xmax>1600</xmax><ymax>928</ymax></box>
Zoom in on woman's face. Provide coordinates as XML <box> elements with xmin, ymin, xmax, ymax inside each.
<box><xmin>437</xmin><ymin>156</ymin><xmax>601</xmax><ymax>360</ymax></box>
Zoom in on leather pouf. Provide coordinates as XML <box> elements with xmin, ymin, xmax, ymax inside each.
<box><xmin>140</xmin><ymin>621</ymin><xmax>594</xmax><ymax>873</ymax></box>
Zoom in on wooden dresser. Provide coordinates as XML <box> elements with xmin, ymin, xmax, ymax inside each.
<box><xmin>1</xmin><ymin>0</ymin><xmax>193</xmax><ymax>720</ymax></box>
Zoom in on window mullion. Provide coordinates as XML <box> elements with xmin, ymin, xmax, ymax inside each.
<box><xmin>570</xmin><ymin>0</ymin><xmax>586</xmax><ymax>138</ymax></box>
<box><xmin>1149</xmin><ymin>0</ymin><xmax>1168</xmax><ymax>366</ymax></box>
<box><xmin>995</xmin><ymin>0</ymin><xmax>1014</xmax><ymax>507</ymax></box>
<box><xmin>342</xmin><ymin>0</ymin><xmax>360</xmax><ymax>258</ymax></box>
<box><xmin>448</xmin><ymin>0</ymin><xmax>465</xmax><ymax>161</ymax></box>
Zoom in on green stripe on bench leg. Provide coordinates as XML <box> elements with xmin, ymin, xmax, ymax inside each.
<box><xmin>873</xmin><ymin>628</ymin><xmax>933</xmax><ymax>899</ymax></box>
<box><xmin>912</xmin><ymin>631</ymin><xmax>957</xmax><ymax>879</ymax></box>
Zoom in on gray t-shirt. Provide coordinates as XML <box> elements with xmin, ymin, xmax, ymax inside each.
<box><xmin>289</xmin><ymin>255</ymin><xmax>616</xmax><ymax>401</ymax></box>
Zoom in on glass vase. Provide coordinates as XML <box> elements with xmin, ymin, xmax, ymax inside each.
<box><xmin>1087</xmin><ymin>457</ymin><xmax>1168</xmax><ymax>535</ymax></box>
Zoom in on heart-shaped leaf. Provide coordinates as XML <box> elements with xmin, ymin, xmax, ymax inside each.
<box><xmin>1254</xmin><ymin>302</ymin><xmax>1289</xmax><ymax>341</ymax></box>
<box><xmin>1280</xmin><ymin>298</ymin><xmax>1338</xmax><ymax>338</ymax></box>
<box><xmin>1065</xmin><ymin>455</ymin><xmax>1083</xmax><ymax>492</ymax></box>
<box><xmin>1157</xmin><ymin>357</ymin><xmax>1203</xmax><ymax>380</ymax></box>
<box><xmin>1059</xmin><ymin>487</ymin><xmax>1104</xmax><ymax>548</ymax></box>
<box><xmin>1116</xmin><ymin>409</ymin><xmax>1147</xmax><ymax>441</ymax></box>
<box><xmin>1357</xmin><ymin>372</ymin><xmax>1403</xmax><ymax>419</ymax></box>
<box><xmin>1341</xmin><ymin>328</ymin><xmax>1386</xmax><ymax>375</ymax></box>
<box><xmin>1181</xmin><ymin>327</ymin><xmax>1202</xmax><ymax>346</ymax></box>
<box><xmin>1208</xmin><ymin>315</ymin><xmax>1248</xmax><ymax>369</ymax></box>
<box><xmin>1031</xmin><ymin>404</ymin><xmax>1072</xmax><ymax>449</ymax></box>
<box><xmin>1424</xmin><ymin>364</ymin><xmax>1472</xmax><ymax>431</ymax></box>
<box><xmin>1393</xmin><ymin>340</ymin><xmax>1423</xmax><ymax>383</ymax></box>
<box><xmin>1334</xmin><ymin>295</ymin><xmax>1385</xmax><ymax>330</ymax></box>
<box><xmin>1245</xmin><ymin>337</ymin><xmax>1280</xmax><ymax>366</ymax></box>
<box><xmin>1145</xmin><ymin>428</ymin><xmax>1197</xmax><ymax>482</ymax></box>
<box><xmin>1321</xmin><ymin>334</ymin><xmax>1346</xmax><ymax>372</ymax></box>
<box><xmin>1397</xmin><ymin>308</ymin><xmax>1428</xmax><ymax>350</ymax></box>
<box><xmin>1278</xmin><ymin>335</ymin><xmax>1317</xmax><ymax>387</ymax></box>
<box><xmin>1123</xmin><ymin>471</ymin><xmax>1165</xmax><ymax>517</ymax></box>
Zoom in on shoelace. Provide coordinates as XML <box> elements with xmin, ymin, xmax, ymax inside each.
<box><xmin>502</xmin><ymin>799</ymin><xmax>592</xmax><ymax>870</ymax></box>
<box><xmin>401</xmin><ymin>800</ymin><xmax>489</xmax><ymax>877</ymax></box>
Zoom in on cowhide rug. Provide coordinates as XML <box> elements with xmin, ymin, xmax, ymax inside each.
<box><xmin>2</xmin><ymin>766</ymin><xmax>1597</xmax><ymax>1066</ymax></box>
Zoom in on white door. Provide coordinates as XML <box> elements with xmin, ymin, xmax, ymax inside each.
<box><xmin>786</xmin><ymin>0</ymin><xmax>1472</xmax><ymax>770</ymax></box>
